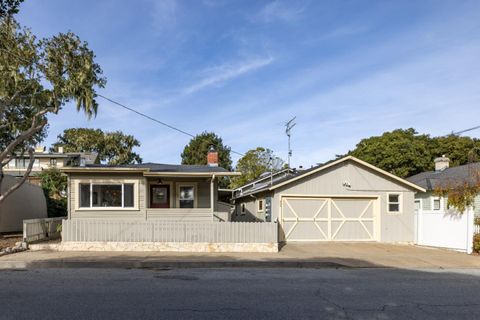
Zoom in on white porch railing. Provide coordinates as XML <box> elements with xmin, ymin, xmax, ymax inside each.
<box><xmin>475</xmin><ymin>224</ymin><xmax>480</xmax><ymax>235</ymax></box>
<box><xmin>62</xmin><ymin>219</ymin><xmax>278</xmax><ymax>244</ymax></box>
<box><xmin>23</xmin><ymin>217</ymin><xmax>65</xmax><ymax>243</ymax></box>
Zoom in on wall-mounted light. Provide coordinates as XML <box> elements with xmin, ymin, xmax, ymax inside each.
<box><xmin>342</xmin><ymin>181</ymin><xmax>351</xmax><ymax>188</ymax></box>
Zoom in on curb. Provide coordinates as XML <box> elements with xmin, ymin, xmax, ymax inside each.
<box><xmin>0</xmin><ymin>259</ymin><xmax>373</xmax><ymax>270</ymax></box>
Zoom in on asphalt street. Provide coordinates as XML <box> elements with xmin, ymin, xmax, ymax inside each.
<box><xmin>1</xmin><ymin>267</ymin><xmax>480</xmax><ymax>320</ymax></box>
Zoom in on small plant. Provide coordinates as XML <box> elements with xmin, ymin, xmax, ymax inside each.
<box><xmin>473</xmin><ymin>233</ymin><xmax>480</xmax><ymax>253</ymax></box>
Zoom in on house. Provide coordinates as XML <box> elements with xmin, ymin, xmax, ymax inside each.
<box><xmin>0</xmin><ymin>175</ymin><xmax>47</xmax><ymax>232</ymax></box>
<box><xmin>232</xmin><ymin>156</ymin><xmax>425</xmax><ymax>243</ymax></box>
<box><xmin>406</xmin><ymin>156</ymin><xmax>478</xmax><ymax>252</ymax></box>
<box><xmin>60</xmin><ymin>148</ymin><xmax>240</xmax><ymax>222</ymax></box>
<box><xmin>4</xmin><ymin>146</ymin><xmax>97</xmax><ymax>185</ymax></box>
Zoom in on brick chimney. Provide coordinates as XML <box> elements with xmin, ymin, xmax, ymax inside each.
<box><xmin>207</xmin><ymin>146</ymin><xmax>218</xmax><ymax>167</ymax></box>
<box><xmin>434</xmin><ymin>155</ymin><xmax>450</xmax><ymax>171</ymax></box>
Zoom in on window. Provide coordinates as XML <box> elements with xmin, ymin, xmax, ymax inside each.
<box><xmin>241</xmin><ymin>203</ymin><xmax>246</xmax><ymax>215</ymax></box>
<box><xmin>433</xmin><ymin>197</ymin><xmax>442</xmax><ymax>211</ymax></box>
<box><xmin>257</xmin><ymin>199</ymin><xmax>264</xmax><ymax>212</ymax></box>
<box><xmin>50</xmin><ymin>158</ymin><xmax>57</xmax><ymax>167</ymax></box>
<box><xmin>388</xmin><ymin>193</ymin><xmax>401</xmax><ymax>213</ymax></box>
<box><xmin>178</xmin><ymin>185</ymin><xmax>195</xmax><ymax>208</ymax></box>
<box><xmin>33</xmin><ymin>159</ymin><xmax>40</xmax><ymax>168</ymax></box>
<box><xmin>79</xmin><ymin>183</ymin><xmax>135</xmax><ymax>208</ymax></box>
<box><xmin>7</xmin><ymin>159</ymin><xmax>15</xmax><ymax>168</ymax></box>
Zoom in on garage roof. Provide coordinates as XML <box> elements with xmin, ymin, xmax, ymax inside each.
<box><xmin>234</xmin><ymin>156</ymin><xmax>425</xmax><ymax>198</ymax></box>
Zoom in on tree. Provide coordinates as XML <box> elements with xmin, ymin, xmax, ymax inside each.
<box><xmin>0</xmin><ymin>7</ymin><xmax>106</xmax><ymax>204</ymax></box>
<box><xmin>37</xmin><ymin>168</ymin><xmax>67</xmax><ymax>217</ymax></box>
<box><xmin>52</xmin><ymin>128</ymin><xmax>142</xmax><ymax>165</ymax></box>
<box><xmin>230</xmin><ymin>147</ymin><xmax>284</xmax><ymax>188</ymax></box>
<box><xmin>181</xmin><ymin>132</ymin><xmax>232</xmax><ymax>170</ymax></box>
<box><xmin>347</xmin><ymin>128</ymin><xmax>480</xmax><ymax>178</ymax></box>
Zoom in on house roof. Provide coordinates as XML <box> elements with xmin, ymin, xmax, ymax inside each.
<box><xmin>233</xmin><ymin>156</ymin><xmax>425</xmax><ymax>199</ymax></box>
<box><xmin>406</xmin><ymin>162</ymin><xmax>480</xmax><ymax>191</ymax></box>
<box><xmin>60</xmin><ymin>162</ymin><xmax>240</xmax><ymax>177</ymax></box>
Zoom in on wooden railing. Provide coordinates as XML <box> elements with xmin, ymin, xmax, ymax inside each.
<box><xmin>23</xmin><ymin>217</ymin><xmax>65</xmax><ymax>243</ymax></box>
<box><xmin>62</xmin><ymin>219</ymin><xmax>278</xmax><ymax>244</ymax></box>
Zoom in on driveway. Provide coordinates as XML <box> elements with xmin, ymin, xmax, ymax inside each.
<box><xmin>0</xmin><ymin>242</ymin><xmax>479</xmax><ymax>269</ymax></box>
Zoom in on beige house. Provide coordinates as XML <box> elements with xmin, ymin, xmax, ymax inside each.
<box><xmin>232</xmin><ymin>156</ymin><xmax>425</xmax><ymax>243</ymax></box>
<box><xmin>4</xmin><ymin>146</ymin><xmax>97</xmax><ymax>185</ymax></box>
<box><xmin>61</xmin><ymin>151</ymin><xmax>239</xmax><ymax>222</ymax></box>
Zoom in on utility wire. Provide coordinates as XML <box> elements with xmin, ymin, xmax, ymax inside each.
<box><xmin>97</xmin><ymin>94</ymin><xmax>245</xmax><ymax>157</ymax></box>
<box><xmin>0</xmin><ymin>45</ymin><xmax>245</xmax><ymax>157</ymax></box>
<box><xmin>451</xmin><ymin>125</ymin><xmax>480</xmax><ymax>136</ymax></box>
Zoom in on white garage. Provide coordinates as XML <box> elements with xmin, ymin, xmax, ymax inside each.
<box><xmin>281</xmin><ymin>196</ymin><xmax>378</xmax><ymax>241</ymax></box>
<box><xmin>234</xmin><ymin>156</ymin><xmax>425</xmax><ymax>243</ymax></box>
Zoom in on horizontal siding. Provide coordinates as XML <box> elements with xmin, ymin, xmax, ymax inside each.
<box><xmin>475</xmin><ymin>195</ymin><xmax>480</xmax><ymax>216</ymax></box>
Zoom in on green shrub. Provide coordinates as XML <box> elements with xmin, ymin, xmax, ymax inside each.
<box><xmin>473</xmin><ymin>234</ymin><xmax>480</xmax><ymax>253</ymax></box>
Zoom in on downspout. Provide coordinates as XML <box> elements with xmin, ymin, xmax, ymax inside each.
<box><xmin>210</xmin><ymin>174</ymin><xmax>215</xmax><ymax>214</ymax></box>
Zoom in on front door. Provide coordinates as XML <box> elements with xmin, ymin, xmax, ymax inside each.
<box><xmin>150</xmin><ymin>185</ymin><xmax>170</xmax><ymax>208</ymax></box>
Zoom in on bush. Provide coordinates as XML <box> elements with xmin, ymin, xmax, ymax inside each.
<box><xmin>473</xmin><ymin>234</ymin><xmax>480</xmax><ymax>253</ymax></box>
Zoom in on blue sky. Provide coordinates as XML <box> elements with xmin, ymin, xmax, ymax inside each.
<box><xmin>17</xmin><ymin>0</ymin><xmax>480</xmax><ymax>168</ymax></box>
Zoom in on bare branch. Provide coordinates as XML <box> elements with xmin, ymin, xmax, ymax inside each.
<box><xmin>0</xmin><ymin>149</ymin><xmax>35</xmax><ymax>204</ymax></box>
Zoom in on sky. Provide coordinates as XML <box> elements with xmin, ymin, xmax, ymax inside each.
<box><xmin>16</xmin><ymin>0</ymin><xmax>480</xmax><ymax>168</ymax></box>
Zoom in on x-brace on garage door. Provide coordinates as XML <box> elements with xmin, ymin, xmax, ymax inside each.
<box><xmin>281</xmin><ymin>196</ymin><xmax>378</xmax><ymax>241</ymax></box>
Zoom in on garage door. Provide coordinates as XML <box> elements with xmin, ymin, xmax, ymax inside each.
<box><xmin>281</xmin><ymin>196</ymin><xmax>377</xmax><ymax>241</ymax></box>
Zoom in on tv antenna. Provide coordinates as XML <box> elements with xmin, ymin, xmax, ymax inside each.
<box><xmin>285</xmin><ymin>116</ymin><xmax>297</xmax><ymax>168</ymax></box>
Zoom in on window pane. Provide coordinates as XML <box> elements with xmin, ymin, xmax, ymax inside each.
<box><xmin>433</xmin><ymin>199</ymin><xmax>441</xmax><ymax>210</ymax></box>
<box><xmin>179</xmin><ymin>186</ymin><xmax>194</xmax><ymax>208</ymax></box>
<box><xmin>92</xmin><ymin>185</ymin><xmax>122</xmax><ymax>207</ymax></box>
<box><xmin>80</xmin><ymin>184</ymin><xmax>91</xmax><ymax>208</ymax></box>
<box><xmin>124</xmin><ymin>184</ymin><xmax>134</xmax><ymax>207</ymax></box>
<box><xmin>389</xmin><ymin>203</ymin><xmax>400</xmax><ymax>212</ymax></box>
<box><xmin>8</xmin><ymin>159</ymin><xmax>15</xmax><ymax>168</ymax></box>
<box><xmin>388</xmin><ymin>194</ymin><xmax>399</xmax><ymax>203</ymax></box>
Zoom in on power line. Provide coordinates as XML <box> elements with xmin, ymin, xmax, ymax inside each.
<box><xmin>97</xmin><ymin>94</ymin><xmax>245</xmax><ymax>157</ymax></box>
<box><xmin>451</xmin><ymin>125</ymin><xmax>480</xmax><ymax>136</ymax></box>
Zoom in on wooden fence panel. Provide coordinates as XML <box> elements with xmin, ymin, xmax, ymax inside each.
<box><xmin>62</xmin><ymin>219</ymin><xmax>278</xmax><ymax>243</ymax></box>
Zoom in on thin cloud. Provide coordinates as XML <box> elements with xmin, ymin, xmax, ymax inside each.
<box><xmin>183</xmin><ymin>56</ymin><xmax>274</xmax><ymax>95</ymax></box>
<box><xmin>255</xmin><ymin>0</ymin><xmax>306</xmax><ymax>23</ymax></box>
<box><xmin>150</xmin><ymin>0</ymin><xmax>177</xmax><ymax>32</ymax></box>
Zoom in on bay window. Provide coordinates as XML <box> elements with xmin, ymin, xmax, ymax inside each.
<box><xmin>79</xmin><ymin>183</ymin><xmax>135</xmax><ymax>208</ymax></box>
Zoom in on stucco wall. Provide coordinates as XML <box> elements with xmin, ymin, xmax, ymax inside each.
<box><xmin>0</xmin><ymin>175</ymin><xmax>47</xmax><ymax>232</ymax></box>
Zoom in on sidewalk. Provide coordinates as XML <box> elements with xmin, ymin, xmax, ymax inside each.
<box><xmin>1</xmin><ymin>243</ymin><xmax>479</xmax><ymax>270</ymax></box>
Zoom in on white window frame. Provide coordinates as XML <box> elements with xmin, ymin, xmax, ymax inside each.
<box><xmin>431</xmin><ymin>196</ymin><xmax>444</xmax><ymax>211</ymax></box>
<box><xmin>76</xmin><ymin>179</ymin><xmax>139</xmax><ymax>211</ymax></box>
<box><xmin>176</xmin><ymin>182</ymin><xmax>198</xmax><ymax>209</ymax></box>
<box><xmin>387</xmin><ymin>193</ymin><xmax>402</xmax><ymax>214</ymax></box>
<box><xmin>257</xmin><ymin>199</ymin><xmax>264</xmax><ymax>213</ymax></box>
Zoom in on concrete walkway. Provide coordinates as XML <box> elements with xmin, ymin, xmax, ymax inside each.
<box><xmin>0</xmin><ymin>243</ymin><xmax>479</xmax><ymax>269</ymax></box>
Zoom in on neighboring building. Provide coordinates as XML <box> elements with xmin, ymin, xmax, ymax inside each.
<box><xmin>407</xmin><ymin>156</ymin><xmax>480</xmax><ymax>216</ymax></box>
<box><xmin>0</xmin><ymin>175</ymin><xmax>47</xmax><ymax>233</ymax></box>
<box><xmin>4</xmin><ymin>146</ymin><xmax>97</xmax><ymax>185</ymax></box>
<box><xmin>232</xmin><ymin>156</ymin><xmax>425</xmax><ymax>243</ymax></box>
<box><xmin>60</xmin><ymin>148</ymin><xmax>240</xmax><ymax>222</ymax></box>
<box><xmin>406</xmin><ymin>156</ymin><xmax>478</xmax><ymax>253</ymax></box>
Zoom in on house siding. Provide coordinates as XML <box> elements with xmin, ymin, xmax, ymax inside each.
<box><xmin>235</xmin><ymin>160</ymin><xmax>418</xmax><ymax>243</ymax></box>
<box><xmin>68</xmin><ymin>173</ymin><xmax>217</xmax><ymax>221</ymax></box>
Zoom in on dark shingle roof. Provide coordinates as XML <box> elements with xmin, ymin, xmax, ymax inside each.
<box><xmin>85</xmin><ymin>162</ymin><xmax>229</xmax><ymax>173</ymax></box>
<box><xmin>406</xmin><ymin>162</ymin><xmax>480</xmax><ymax>190</ymax></box>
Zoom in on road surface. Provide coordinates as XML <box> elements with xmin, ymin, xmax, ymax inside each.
<box><xmin>1</xmin><ymin>267</ymin><xmax>480</xmax><ymax>319</ymax></box>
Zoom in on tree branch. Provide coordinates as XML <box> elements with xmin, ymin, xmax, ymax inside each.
<box><xmin>0</xmin><ymin>148</ymin><xmax>35</xmax><ymax>204</ymax></box>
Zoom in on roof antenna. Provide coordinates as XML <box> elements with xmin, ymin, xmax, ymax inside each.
<box><xmin>285</xmin><ymin>116</ymin><xmax>297</xmax><ymax>168</ymax></box>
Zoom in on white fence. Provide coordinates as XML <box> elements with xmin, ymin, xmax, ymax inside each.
<box><xmin>23</xmin><ymin>217</ymin><xmax>65</xmax><ymax>243</ymax></box>
<box><xmin>62</xmin><ymin>219</ymin><xmax>278</xmax><ymax>244</ymax></box>
<box><xmin>416</xmin><ymin>209</ymin><xmax>474</xmax><ymax>253</ymax></box>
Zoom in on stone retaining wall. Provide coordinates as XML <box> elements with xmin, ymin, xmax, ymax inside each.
<box><xmin>31</xmin><ymin>241</ymin><xmax>278</xmax><ymax>253</ymax></box>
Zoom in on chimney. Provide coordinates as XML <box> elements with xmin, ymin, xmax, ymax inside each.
<box><xmin>57</xmin><ymin>146</ymin><xmax>64</xmax><ymax>154</ymax></box>
<box><xmin>434</xmin><ymin>155</ymin><xmax>450</xmax><ymax>171</ymax></box>
<box><xmin>207</xmin><ymin>146</ymin><xmax>218</xmax><ymax>167</ymax></box>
